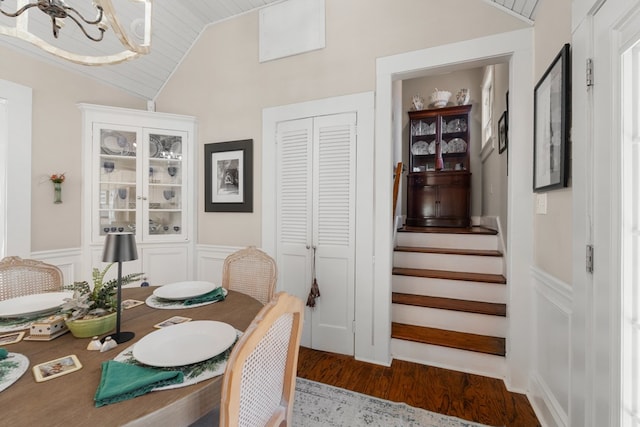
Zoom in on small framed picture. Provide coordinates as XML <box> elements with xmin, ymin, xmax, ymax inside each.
<box><xmin>33</xmin><ymin>355</ymin><xmax>82</xmax><ymax>382</ymax></box>
<box><xmin>0</xmin><ymin>331</ymin><xmax>25</xmax><ymax>345</ymax></box>
<box><xmin>122</xmin><ymin>299</ymin><xmax>144</xmax><ymax>310</ymax></box>
<box><xmin>498</xmin><ymin>110</ymin><xmax>508</xmax><ymax>154</ymax></box>
<box><xmin>154</xmin><ymin>316</ymin><xmax>192</xmax><ymax>329</ymax></box>
<box><xmin>204</xmin><ymin>139</ymin><xmax>253</xmax><ymax>212</ymax></box>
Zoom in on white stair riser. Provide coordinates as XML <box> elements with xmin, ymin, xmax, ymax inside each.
<box><xmin>392</xmin><ymin>304</ymin><xmax>506</xmax><ymax>337</ymax></box>
<box><xmin>391</xmin><ymin>338</ymin><xmax>507</xmax><ymax>380</ymax></box>
<box><xmin>397</xmin><ymin>232</ymin><xmax>499</xmax><ymax>251</ymax></box>
<box><xmin>393</xmin><ymin>252</ymin><xmax>502</xmax><ymax>274</ymax></box>
<box><xmin>392</xmin><ymin>275</ymin><xmax>507</xmax><ymax>304</ymax></box>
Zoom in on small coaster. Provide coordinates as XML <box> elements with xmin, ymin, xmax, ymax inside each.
<box><xmin>24</xmin><ymin>329</ymin><xmax>69</xmax><ymax>341</ymax></box>
<box><xmin>122</xmin><ymin>299</ymin><xmax>144</xmax><ymax>309</ymax></box>
<box><xmin>32</xmin><ymin>354</ymin><xmax>82</xmax><ymax>382</ymax></box>
<box><xmin>154</xmin><ymin>316</ymin><xmax>192</xmax><ymax>328</ymax></box>
<box><xmin>0</xmin><ymin>331</ymin><xmax>25</xmax><ymax>345</ymax></box>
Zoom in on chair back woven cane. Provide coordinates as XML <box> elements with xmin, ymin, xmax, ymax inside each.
<box><xmin>0</xmin><ymin>256</ymin><xmax>64</xmax><ymax>301</ymax></box>
<box><xmin>219</xmin><ymin>292</ymin><xmax>304</xmax><ymax>427</ymax></box>
<box><xmin>221</xmin><ymin>246</ymin><xmax>277</xmax><ymax>305</ymax></box>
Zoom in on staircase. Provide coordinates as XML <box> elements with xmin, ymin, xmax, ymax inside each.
<box><xmin>391</xmin><ymin>226</ymin><xmax>507</xmax><ymax>379</ymax></box>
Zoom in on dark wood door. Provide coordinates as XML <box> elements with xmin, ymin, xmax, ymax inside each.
<box><xmin>437</xmin><ymin>183</ymin><xmax>469</xmax><ymax>223</ymax></box>
<box><xmin>406</xmin><ymin>171</ymin><xmax>470</xmax><ymax>227</ymax></box>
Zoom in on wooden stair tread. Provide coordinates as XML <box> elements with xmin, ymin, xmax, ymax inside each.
<box><xmin>393</xmin><ymin>267</ymin><xmax>506</xmax><ymax>284</ymax></box>
<box><xmin>395</xmin><ymin>246</ymin><xmax>502</xmax><ymax>257</ymax></box>
<box><xmin>399</xmin><ymin>226</ymin><xmax>497</xmax><ymax>235</ymax></box>
<box><xmin>392</xmin><ymin>293</ymin><xmax>506</xmax><ymax>316</ymax></box>
<box><xmin>392</xmin><ymin>322</ymin><xmax>506</xmax><ymax>356</ymax></box>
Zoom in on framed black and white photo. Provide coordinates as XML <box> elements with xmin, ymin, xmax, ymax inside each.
<box><xmin>498</xmin><ymin>111</ymin><xmax>508</xmax><ymax>154</ymax></box>
<box><xmin>204</xmin><ymin>139</ymin><xmax>253</xmax><ymax>212</ymax></box>
<box><xmin>534</xmin><ymin>43</ymin><xmax>571</xmax><ymax>192</ymax></box>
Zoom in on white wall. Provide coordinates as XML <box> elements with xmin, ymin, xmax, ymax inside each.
<box><xmin>525</xmin><ymin>0</ymin><xmax>573</xmax><ymax>425</ymax></box>
<box><xmin>0</xmin><ymin>46</ymin><xmax>146</xmax><ymax>253</ymax></box>
<box><xmin>156</xmin><ymin>0</ymin><xmax>527</xmax><ymax>248</ymax></box>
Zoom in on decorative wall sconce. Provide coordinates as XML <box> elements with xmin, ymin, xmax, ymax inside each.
<box><xmin>49</xmin><ymin>172</ymin><xmax>65</xmax><ymax>204</ymax></box>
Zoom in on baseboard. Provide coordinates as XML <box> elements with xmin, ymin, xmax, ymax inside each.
<box><xmin>528</xmin><ymin>372</ymin><xmax>568</xmax><ymax>427</ymax></box>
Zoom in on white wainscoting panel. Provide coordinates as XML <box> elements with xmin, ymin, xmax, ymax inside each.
<box><xmin>30</xmin><ymin>248</ymin><xmax>83</xmax><ymax>284</ymax></box>
<box><xmin>196</xmin><ymin>245</ymin><xmax>243</xmax><ymax>287</ymax></box>
<box><xmin>529</xmin><ymin>266</ymin><xmax>572</xmax><ymax>427</ymax></box>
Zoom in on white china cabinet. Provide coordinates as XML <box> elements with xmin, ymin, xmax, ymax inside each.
<box><xmin>79</xmin><ymin>104</ymin><xmax>197</xmax><ymax>285</ymax></box>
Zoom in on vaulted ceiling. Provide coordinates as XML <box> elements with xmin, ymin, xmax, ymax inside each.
<box><xmin>0</xmin><ymin>0</ymin><xmax>539</xmax><ymax>100</ymax></box>
<box><xmin>487</xmin><ymin>0</ymin><xmax>540</xmax><ymax>21</ymax></box>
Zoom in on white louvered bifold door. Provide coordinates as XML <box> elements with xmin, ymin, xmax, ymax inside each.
<box><xmin>311</xmin><ymin>113</ymin><xmax>356</xmax><ymax>355</ymax></box>
<box><xmin>276</xmin><ymin>118</ymin><xmax>314</xmax><ymax>346</ymax></box>
<box><xmin>275</xmin><ymin>113</ymin><xmax>356</xmax><ymax>355</ymax></box>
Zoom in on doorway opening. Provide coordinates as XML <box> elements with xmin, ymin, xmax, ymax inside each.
<box><xmin>374</xmin><ymin>28</ymin><xmax>534</xmax><ymax>389</ymax></box>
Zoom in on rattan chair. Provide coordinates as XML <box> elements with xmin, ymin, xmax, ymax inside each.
<box><xmin>0</xmin><ymin>256</ymin><xmax>64</xmax><ymax>301</ymax></box>
<box><xmin>221</xmin><ymin>246</ymin><xmax>277</xmax><ymax>305</ymax></box>
<box><xmin>219</xmin><ymin>292</ymin><xmax>304</xmax><ymax>427</ymax></box>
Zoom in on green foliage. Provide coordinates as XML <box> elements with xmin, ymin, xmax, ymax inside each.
<box><xmin>62</xmin><ymin>263</ymin><xmax>144</xmax><ymax>319</ymax></box>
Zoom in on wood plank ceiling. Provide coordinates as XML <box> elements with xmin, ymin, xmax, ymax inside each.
<box><xmin>486</xmin><ymin>0</ymin><xmax>540</xmax><ymax>21</ymax></box>
<box><xmin>0</xmin><ymin>0</ymin><xmax>539</xmax><ymax>100</ymax></box>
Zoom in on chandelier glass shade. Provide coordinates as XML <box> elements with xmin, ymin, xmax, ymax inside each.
<box><xmin>0</xmin><ymin>0</ymin><xmax>152</xmax><ymax>65</ymax></box>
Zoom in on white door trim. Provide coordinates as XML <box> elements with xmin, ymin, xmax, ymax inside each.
<box><xmin>375</xmin><ymin>28</ymin><xmax>534</xmax><ymax>386</ymax></box>
<box><xmin>0</xmin><ymin>79</ymin><xmax>32</xmax><ymax>258</ymax></box>
<box><xmin>262</xmin><ymin>92</ymin><xmax>375</xmax><ymax>362</ymax></box>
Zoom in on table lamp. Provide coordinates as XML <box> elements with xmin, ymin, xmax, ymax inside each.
<box><xmin>102</xmin><ymin>232</ymin><xmax>138</xmax><ymax>344</ymax></box>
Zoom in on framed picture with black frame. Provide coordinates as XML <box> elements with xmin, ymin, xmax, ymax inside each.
<box><xmin>498</xmin><ymin>111</ymin><xmax>508</xmax><ymax>154</ymax></box>
<box><xmin>204</xmin><ymin>139</ymin><xmax>253</xmax><ymax>212</ymax></box>
<box><xmin>533</xmin><ymin>43</ymin><xmax>571</xmax><ymax>192</ymax></box>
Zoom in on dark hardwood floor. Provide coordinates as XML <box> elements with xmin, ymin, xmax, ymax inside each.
<box><xmin>296</xmin><ymin>346</ymin><xmax>541</xmax><ymax>427</ymax></box>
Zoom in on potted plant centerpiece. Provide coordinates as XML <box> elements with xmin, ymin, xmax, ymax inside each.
<box><xmin>62</xmin><ymin>263</ymin><xmax>143</xmax><ymax>338</ymax></box>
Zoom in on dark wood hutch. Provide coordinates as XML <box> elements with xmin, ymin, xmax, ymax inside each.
<box><xmin>407</xmin><ymin>104</ymin><xmax>472</xmax><ymax>227</ymax></box>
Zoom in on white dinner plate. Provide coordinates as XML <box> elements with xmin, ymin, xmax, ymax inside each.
<box><xmin>448</xmin><ymin>138</ymin><xmax>467</xmax><ymax>153</ymax></box>
<box><xmin>152</xmin><ymin>281</ymin><xmax>218</xmax><ymax>300</ymax></box>
<box><xmin>441</xmin><ymin>140</ymin><xmax>449</xmax><ymax>154</ymax></box>
<box><xmin>101</xmin><ymin>131</ymin><xmax>130</xmax><ymax>155</ymax></box>
<box><xmin>132</xmin><ymin>320</ymin><xmax>237</xmax><ymax>367</ymax></box>
<box><xmin>149</xmin><ymin>136</ymin><xmax>162</xmax><ymax>158</ymax></box>
<box><xmin>0</xmin><ymin>292</ymin><xmax>73</xmax><ymax>318</ymax></box>
<box><xmin>411</xmin><ymin>140</ymin><xmax>429</xmax><ymax>155</ymax></box>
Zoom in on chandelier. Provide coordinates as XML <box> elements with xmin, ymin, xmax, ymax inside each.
<box><xmin>0</xmin><ymin>0</ymin><xmax>152</xmax><ymax>65</ymax></box>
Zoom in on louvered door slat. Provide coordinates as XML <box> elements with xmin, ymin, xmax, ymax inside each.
<box><xmin>315</xmin><ymin>120</ymin><xmax>354</xmax><ymax>247</ymax></box>
<box><xmin>277</xmin><ymin>121</ymin><xmax>312</xmax><ymax>246</ymax></box>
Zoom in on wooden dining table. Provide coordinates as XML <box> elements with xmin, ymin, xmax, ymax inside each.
<box><xmin>1</xmin><ymin>287</ymin><xmax>264</xmax><ymax>427</ymax></box>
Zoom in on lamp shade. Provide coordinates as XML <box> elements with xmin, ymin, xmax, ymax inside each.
<box><xmin>102</xmin><ymin>232</ymin><xmax>138</xmax><ymax>263</ymax></box>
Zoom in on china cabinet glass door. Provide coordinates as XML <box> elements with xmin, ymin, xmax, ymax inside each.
<box><xmin>96</xmin><ymin>124</ymin><xmax>139</xmax><ymax>240</ymax></box>
<box><xmin>143</xmin><ymin>128</ymin><xmax>186</xmax><ymax>241</ymax></box>
<box><xmin>93</xmin><ymin>124</ymin><xmax>187</xmax><ymax>242</ymax></box>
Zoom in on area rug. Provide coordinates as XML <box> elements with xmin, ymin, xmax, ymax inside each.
<box><xmin>293</xmin><ymin>378</ymin><xmax>491</xmax><ymax>427</ymax></box>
